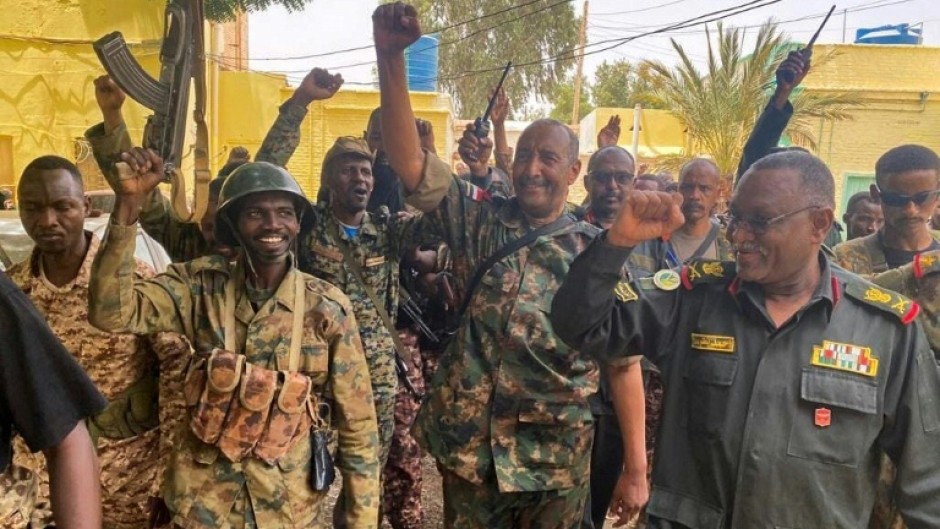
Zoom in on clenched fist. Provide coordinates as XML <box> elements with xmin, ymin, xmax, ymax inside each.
<box><xmin>373</xmin><ymin>2</ymin><xmax>422</xmax><ymax>56</ymax></box>
<box><xmin>607</xmin><ymin>190</ymin><xmax>685</xmax><ymax>248</ymax></box>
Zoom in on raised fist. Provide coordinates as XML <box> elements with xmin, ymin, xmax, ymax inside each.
<box><xmin>93</xmin><ymin>75</ymin><xmax>125</xmax><ymax>114</ymax></box>
<box><xmin>597</xmin><ymin>115</ymin><xmax>621</xmax><ymax>148</ymax></box>
<box><xmin>458</xmin><ymin>123</ymin><xmax>493</xmax><ymax>176</ymax></box>
<box><xmin>373</xmin><ymin>2</ymin><xmax>422</xmax><ymax>55</ymax></box>
<box><xmin>295</xmin><ymin>67</ymin><xmax>344</xmax><ymax>106</ymax></box>
<box><xmin>608</xmin><ymin>190</ymin><xmax>685</xmax><ymax>248</ymax></box>
<box><xmin>114</xmin><ymin>148</ymin><xmax>167</xmax><ymax>199</ymax></box>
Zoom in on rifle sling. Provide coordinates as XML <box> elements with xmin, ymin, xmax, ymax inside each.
<box><xmin>168</xmin><ymin>0</ymin><xmax>211</xmax><ymax>225</ymax></box>
<box><xmin>453</xmin><ymin>213</ymin><xmax>576</xmax><ymax>332</ymax></box>
<box><xmin>327</xmin><ymin>220</ymin><xmax>412</xmax><ymax>364</ymax></box>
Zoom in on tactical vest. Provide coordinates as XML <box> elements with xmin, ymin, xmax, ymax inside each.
<box><xmin>183</xmin><ymin>274</ymin><xmax>319</xmax><ymax>464</ymax></box>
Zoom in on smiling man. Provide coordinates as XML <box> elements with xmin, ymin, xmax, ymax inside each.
<box><xmin>87</xmin><ymin>152</ymin><xmax>382</xmax><ymax>529</ymax></box>
<box><xmin>551</xmin><ymin>150</ymin><xmax>940</xmax><ymax>528</ymax></box>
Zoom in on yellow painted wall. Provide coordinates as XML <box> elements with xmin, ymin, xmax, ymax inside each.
<box><xmin>0</xmin><ymin>0</ymin><xmax>164</xmax><ymax>192</ymax></box>
<box><xmin>217</xmin><ymin>73</ymin><xmax>453</xmax><ymax>199</ymax></box>
<box><xmin>804</xmin><ymin>44</ymin><xmax>940</xmax><ymax>213</ymax></box>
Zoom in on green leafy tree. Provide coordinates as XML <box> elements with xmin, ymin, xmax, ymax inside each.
<box><xmin>204</xmin><ymin>0</ymin><xmax>311</xmax><ymax>22</ymax></box>
<box><xmin>637</xmin><ymin>22</ymin><xmax>859</xmax><ymax>179</ymax></box>
<box><xmin>410</xmin><ymin>0</ymin><xmax>580</xmax><ymax>117</ymax></box>
<box><xmin>591</xmin><ymin>59</ymin><xmax>665</xmax><ymax>109</ymax></box>
<box><xmin>548</xmin><ymin>74</ymin><xmax>593</xmax><ymax>122</ymax></box>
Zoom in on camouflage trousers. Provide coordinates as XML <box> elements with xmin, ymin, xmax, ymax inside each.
<box><xmin>442</xmin><ymin>469</ymin><xmax>588</xmax><ymax>529</ymax></box>
<box><xmin>868</xmin><ymin>455</ymin><xmax>905</xmax><ymax>529</ymax></box>
<box><xmin>382</xmin><ymin>329</ymin><xmax>426</xmax><ymax>529</ymax></box>
<box><xmin>0</xmin><ymin>464</ymin><xmax>38</xmax><ymax>529</ymax></box>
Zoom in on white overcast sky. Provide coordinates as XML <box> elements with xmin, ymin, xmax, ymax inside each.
<box><xmin>248</xmin><ymin>0</ymin><xmax>939</xmax><ymax>98</ymax></box>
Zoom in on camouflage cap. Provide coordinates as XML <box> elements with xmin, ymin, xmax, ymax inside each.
<box><xmin>321</xmin><ymin>137</ymin><xmax>374</xmax><ymax>180</ymax></box>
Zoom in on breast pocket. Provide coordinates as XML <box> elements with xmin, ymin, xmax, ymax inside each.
<box><xmin>787</xmin><ymin>368</ymin><xmax>880</xmax><ymax>467</ymax></box>
<box><xmin>300</xmin><ymin>344</ymin><xmax>330</xmax><ymax>390</ymax></box>
<box><xmin>474</xmin><ymin>262</ymin><xmax>518</xmax><ymax>329</ymax></box>
<box><xmin>683</xmin><ymin>353</ymin><xmax>738</xmax><ymax>438</ymax></box>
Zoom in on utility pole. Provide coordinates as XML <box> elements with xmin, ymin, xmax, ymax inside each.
<box><xmin>571</xmin><ymin>0</ymin><xmax>589</xmax><ymax>126</ymax></box>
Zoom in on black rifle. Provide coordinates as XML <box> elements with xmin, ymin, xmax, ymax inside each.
<box><xmin>395</xmin><ymin>352</ymin><xmax>420</xmax><ymax>398</ymax></box>
<box><xmin>93</xmin><ymin>0</ymin><xmax>211</xmax><ymax>223</ymax></box>
<box><xmin>473</xmin><ymin>62</ymin><xmax>512</xmax><ymax>140</ymax></box>
<box><xmin>780</xmin><ymin>5</ymin><xmax>836</xmax><ymax>84</ymax></box>
<box><xmin>400</xmin><ymin>287</ymin><xmax>440</xmax><ymax>345</ymax></box>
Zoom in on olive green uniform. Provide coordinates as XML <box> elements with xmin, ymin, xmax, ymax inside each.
<box><xmin>551</xmin><ymin>236</ymin><xmax>940</xmax><ymax>529</ymax></box>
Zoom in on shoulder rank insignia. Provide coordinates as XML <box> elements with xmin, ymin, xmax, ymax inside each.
<box><xmin>614</xmin><ymin>280</ymin><xmax>638</xmax><ymax>302</ymax></box>
<box><xmin>691</xmin><ymin>333</ymin><xmax>735</xmax><ymax>353</ymax></box>
<box><xmin>680</xmin><ymin>259</ymin><xmax>735</xmax><ymax>290</ymax></box>
<box><xmin>914</xmin><ymin>252</ymin><xmax>940</xmax><ymax>278</ymax></box>
<box><xmin>811</xmin><ymin>340</ymin><xmax>879</xmax><ymax>377</ymax></box>
<box><xmin>653</xmin><ymin>269</ymin><xmax>680</xmax><ymax>291</ymax></box>
<box><xmin>844</xmin><ymin>281</ymin><xmax>920</xmax><ymax>325</ymax></box>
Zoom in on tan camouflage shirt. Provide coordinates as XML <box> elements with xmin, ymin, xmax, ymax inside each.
<box><xmin>88</xmin><ymin>222</ymin><xmax>381</xmax><ymax>529</ymax></box>
<box><xmin>6</xmin><ymin>233</ymin><xmax>165</xmax><ymax>529</ymax></box>
<box><xmin>410</xmin><ymin>152</ymin><xmax>607</xmax><ymax>493</ymax></box>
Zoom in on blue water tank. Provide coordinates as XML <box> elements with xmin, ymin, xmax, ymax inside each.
<box><xmin>855</xmin><ymin>24</ymin><xmax>922</xmax><ymax>45</ymax></box>
<box><xmin>405</xmin><ymin>35</ymin><xmax>439</xmax><ymax>92</ymax></box>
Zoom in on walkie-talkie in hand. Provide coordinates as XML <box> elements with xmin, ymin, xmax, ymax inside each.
<box><xmin>474</xmin><ymin>62</ymin><xmax>512</xmax><ymax>139</ymax></box>
<box><xmin>780</xmin><ymin>5</ymin><xmax>836</xmax><ymax>84</ymax></box>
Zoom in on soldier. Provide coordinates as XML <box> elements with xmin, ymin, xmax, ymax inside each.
<box><xmin>87</xmin><ymin>152</ymin><xmax>381</xmax><ymax>529</ymax></box>
<box><xmin>832</xmin><ymin>145</ymin><xmax>940</xmax><ymax>529</ymax></box>
<box><xmin>842</xmin><ymin>191</ymin><xmax>884</xmax><ymax>241</ymax></box>
<box><xmin>551</xmin><ymin>150</ymin><xmax>940</xmax><ymax>528</ymax></box>
<box><xmin>0</xmin><ymin>269</ymin><xmax>106</xmax><ymax>529</ymax></box>
<box><xmin>373</xmin><ymin>3</ymin><xmax>647</xmax><ymax>527</ymax></box>
<box><xmin>577</xmin><ymin>146</ymin><xmax>648</xmax><ymax>529</ymax></box>
<box><xmin>6</xmin><ymin>155</ymin><xmax>184</xmax><ymax>529</ymax></box>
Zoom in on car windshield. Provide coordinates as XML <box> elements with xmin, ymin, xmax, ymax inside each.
<box><xmin>0</xmin><ymin>211</ymin><xmax>171</xmax><ymax>273</ymax></box>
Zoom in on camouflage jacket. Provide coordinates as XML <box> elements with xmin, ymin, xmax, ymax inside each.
<box><xmin>833</xmin><ymin>230</ymin><xmax>940</xmax><ymax>276</ymax></box>
<box><xmin>298</xmin><ymin>206</ymin><xmax>422</xmax><ymax>461</ymax></box>
<box><xmin>7</xmin><ymin>233</ymin><xmax>169</xmax><ymax>528</ymax></box>
<box><xmin>88</xmin><ymin>222</ymin><xmax>381</xmax><ymax>529</ymax></box>
<box><xmin>411</xmin><ymin>152</ymin><xmax>605</xmax><ymax>493</ymax></box>
<box><xmin>458</xmin><ymin>167</ymin><xmax>513</xmax><ymax>200</ymax></box>
<box><xmin>85</xmin><ymin>122</ymin><xmax>210</xmax><ymax>262</ymax></box>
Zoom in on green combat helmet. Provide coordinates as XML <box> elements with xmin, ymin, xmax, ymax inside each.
<box><xmin>214</xmin><ymin>161</ymin><xmax>315</xmax><ymax>247</ymax></box>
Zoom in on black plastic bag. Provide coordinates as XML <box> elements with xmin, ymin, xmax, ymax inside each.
<box><xmin>310</xmin><ymin>428</ymin><xmax>335</xmax><ymax>491</ymax></box>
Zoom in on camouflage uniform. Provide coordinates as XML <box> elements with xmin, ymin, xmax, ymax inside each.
<box><xmin>834</xmin><ymin>233</ymin><xmax>940</xmax><ymax>529</ymax></box>
<box><xmin>85</xmin><ymin>122</ymin><xmax>210</xmax><ymax>263</ymax></box>
<box><xmin>6</xmin><ymin>233</ymin><xmax>176</xmax><ymax>529</ymax></box>
<box><xmin>87</xmin><ymin>222</ymin><xmax>381</xmax><ymax>529</ymax></box>
<box><xmin>0</xmin><ymin>465</ymin><xmax>37</xmax><ymax>529</ymax></box>
<box><xmin>382</xmin><ymin>329</ymin><xmax>426</xmax><ymax>529</ymax></box>
<box><xmin>410</xmin><ymin>152</ymin><xmax>602</xmax><ymax>528</ymax></box>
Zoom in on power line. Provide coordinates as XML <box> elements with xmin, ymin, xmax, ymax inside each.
<box><xmin>246</xmin><ymin>0</ymin><xmax>573</xmax><ymax>62</ymax></box>
<box><xmin>592</xmin><ymin>0</ymin><xmax>692</xmax><ymax>17</ymax></box>
<box><xmin>252</xmin><ymin>0</ymin><xmax>575</xmax><ymax>73</ymax></box>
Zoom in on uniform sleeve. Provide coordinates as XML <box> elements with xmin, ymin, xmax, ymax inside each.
<box><xmin>0</xmin><ymin>273</ymin><xmax>106</xmax><ymax>462</ymax></box>
<box><xmin>882</xmin><ymin>325</ymin><xmax>940</xmax><ymax>528</ymax></box>
<box><xmin>88</xmin><ymin>221</ymin><xmax>196</xmax><ymax>338</ymax></box>
<box><xmin>402</xmin><ymin>150</ymin><xmax>453</xmax><ymax>213</ymax></box>
<box><xmin>255</xmin><ymin>100</ymin><xmax>306</xmax><ymax>167</ymax></box>
<box><xmin>550</xmin><ymin>234</ymin><xmax>679</xmax><ymax>365</ymax></box>
<box><xmin>735</xmin><ymin>101</ymin><xmax>793</xmax><ymax>181</ymax></box>
<box><xmin>326</xmin><ymin>305</ymin><xmax>381</xmax><ymax>528</ymax></box>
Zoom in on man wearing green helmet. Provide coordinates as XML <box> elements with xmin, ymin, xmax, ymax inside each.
<box><xmin>87</xmin><ymin>147</ymin><xmax>382</xmax><ymax>529</ymax></box>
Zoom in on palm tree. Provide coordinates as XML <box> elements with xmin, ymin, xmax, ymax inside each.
<box><xmin>638</xmin><ymin>21</ymin><xmax>860</xmax><ymax>180</ymax></box>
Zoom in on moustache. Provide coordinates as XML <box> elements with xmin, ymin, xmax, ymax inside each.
<box><xmin>733</xmin><ymin>242</ymin><xmax>766</xmax><ymax>255</ymax></box>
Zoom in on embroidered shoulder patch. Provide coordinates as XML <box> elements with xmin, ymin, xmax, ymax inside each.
<box><xmin>614</xmin><ymin>280</ymin><xmax>638</xmax><ymax>302</ymax></box>
<box><xmin>811</xmin><ymin>340</ymin><xmax>879</xmax><ymax>377</ymax></box>
<box><xmin>681</xmin><ymin>260</ymin><xmax>735</xmax><ymax>290</ymax></box>
<box><xmin>844</xmin><ymin>281</ymin><xmax>920</xmax><ymax>325</ymax></box>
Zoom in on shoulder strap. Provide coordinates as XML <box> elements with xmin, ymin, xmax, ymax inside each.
<box><xmin>327</xmin><ymin>221</ymin><xmax>411</xmax><ymax>362</ymax></box>
<box><xmin>455</xmin><ymin>213</ymin><xmax>576</xmax><ymax>325</ymax></box>
<box><xmin>665</xmin><ymin>222</ymin><xmax>720</xmax><ymax>266</ymax></box>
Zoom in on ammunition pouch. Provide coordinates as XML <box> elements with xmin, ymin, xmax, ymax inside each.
<box><xmin>185</xmin><ymin>348</ymin><xmax>314</xmax><ymax>463</ymax></box>
<box><xmin>87</xmin><ymin>372</ymin><xmax>160</xmax><ymax>446</ymax></box>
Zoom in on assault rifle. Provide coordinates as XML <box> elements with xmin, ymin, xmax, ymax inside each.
<box><xmin>93</xmin><ymin>0</ymin><xmax>211</xmax><ymax>224</ymax></box>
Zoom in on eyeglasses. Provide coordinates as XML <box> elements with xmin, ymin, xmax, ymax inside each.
<box><xmin>727</xmin><ymin>205</ymin><xmax>820</xmax><ymax>236</ymax></box>
<box><xmin>588</xmin><ymin>171</ymin><xmax>633</xmax><ymax>185</ymax></box>
<box><xmin>876</xmin><ymin>187</ymin><xmax>940</xmax><ymax>208</ymax></box>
